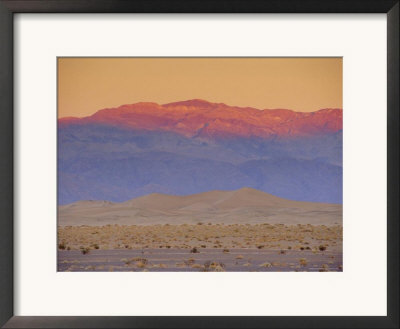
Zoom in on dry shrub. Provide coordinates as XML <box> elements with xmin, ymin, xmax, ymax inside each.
<box><xmin>318</xmin><ymin>264</ymin><xmax>329</xmax><ymax>272</ymax></box>
<box><xmin>136</xmin><ymin>261</ymin><xmax>147</xmax><ymax>268</ymax></box>
<box><xmin>80</xmin><ymin>247</ymin><xmax>90</xmax><ymax>255</ymax></box>
<box><xmin>299</xmin><ymin>258</ymin><xmax>308</xmax><ymax>266</ymax></box>
<box><xmin>184</xmin><ymin>258</ymin><xmax>196</xmax><ymax>266</ymax></box>
<box><xmin>130</xmin><ymin>258</ymin><xmax>148</xmax><ymax>266</ymax></box>
<box><xmin>84</xmin><ymin>265</ymin><xmax>96</xmax><ymax>271</ymax></box>
<box><xmin>153</xmin><ymin>263</ymin><xmax>168</xmax><ymax>269</ymax></box>
<box><xmin>121</xmin><ymin>258</ymin><xmax>131</xmax><ymax>265</ymax></box>
<box><xmin>209</xmin><ymin>261</ymin><xmax>225</xmax><ymax>272</ymax></box>
<box><xmin>214</xmin><ymin>265</ymin><xmax>225</xmax><ymax>272</ymax></box>
<box><xmin>191</xmin><ymin>264</ymin><xmax>203</xmax><ymax>269</ymax></box>
<box><xmin>202</xmin><ymin>261</ymin><xmax>226</xmax><ymax>272</ymax></box>
<box><xmin>202</xmin><ymin>261</ymin><xmax>211</xmax><ymax>271</ymax></box>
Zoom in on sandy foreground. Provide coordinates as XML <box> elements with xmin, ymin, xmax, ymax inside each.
<box><xmin>58</xmin><ymin>189</ymin><xmax>342</xmax><ymax>272</ymax></box>
<box><xmin>58</xmin><ymin>223</ymin><xmax>342</xmax><ymax>272</ymax></box>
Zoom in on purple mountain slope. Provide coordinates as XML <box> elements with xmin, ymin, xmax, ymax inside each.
<box><xmin>58</xmin><ymin>128</ymin><xmax>342</xmax><ymax>205</ymax></box>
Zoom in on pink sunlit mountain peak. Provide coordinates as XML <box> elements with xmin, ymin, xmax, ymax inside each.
<box><xmin>59</xmin><ymin>100</ymin><xmax>342</xmax><ymax>139</ymax></box>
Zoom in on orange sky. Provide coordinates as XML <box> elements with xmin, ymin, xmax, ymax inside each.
<box><xmin>58</xmin><ymin>57</ymin><xmax>342</xmax><ymax>118</ymax></box>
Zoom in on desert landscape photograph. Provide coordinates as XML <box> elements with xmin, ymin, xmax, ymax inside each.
<box><xmin>57</xmin><ymin>57</ymin><xmax>343</xmax><ymax>272</ymax></box>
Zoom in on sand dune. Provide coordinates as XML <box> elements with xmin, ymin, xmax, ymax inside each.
<box><xmin>58</xmin><ymin>188</ymin><xmax>342</xmax><ymax>226</ymax></box>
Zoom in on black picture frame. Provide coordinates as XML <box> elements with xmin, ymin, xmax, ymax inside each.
<box><xmin>0</xmin><ymin>1</ymin><xmax>398</xmax><ymax>328</ymax></box>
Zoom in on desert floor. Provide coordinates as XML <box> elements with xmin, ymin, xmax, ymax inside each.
<box><xmin>58</xmin><ymin>223</ymin><xmax>342</xmax><ymax>272</ymax></box>
<box><xmin>58</xmin><ymin>248</ymin><xmax>342</xmax><ymax>272</ymax></box>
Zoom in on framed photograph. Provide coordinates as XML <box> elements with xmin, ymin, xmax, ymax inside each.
<box><xmin>0</xmin><ymin>1</ymin><xmax>398</xmax><ymax>328</ymax></box>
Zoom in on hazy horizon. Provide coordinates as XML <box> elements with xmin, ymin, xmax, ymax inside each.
<box><xmin>58</xmin><ymin>57</ymin><xmax>342</xmax><ymax>118</ymax></box>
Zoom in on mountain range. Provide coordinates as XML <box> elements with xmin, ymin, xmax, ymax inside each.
<box><xmin>58</xmin><ymin>99</ymin><xmax>342</xmax><ymax>205</ymax></box>
<box><xmin>59</xmin><ymin>99</ymin><xmax>342</xmax><ymax>139</ymax></box>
